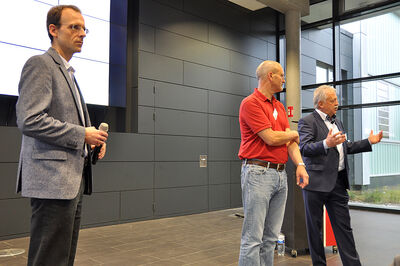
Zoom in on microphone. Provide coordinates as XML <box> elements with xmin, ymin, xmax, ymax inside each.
<box><xmin>92</xmin><ymin>122</ymin><xmax>108</xmax><ymax>165</ymax></box>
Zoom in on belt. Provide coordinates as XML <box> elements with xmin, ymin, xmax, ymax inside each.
<box><xmin>244</xmin><ymin>159</ymin><xmax>286</xmax><ymax>172</ymax></box>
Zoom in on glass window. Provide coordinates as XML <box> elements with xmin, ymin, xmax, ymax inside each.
<box><xmin>344</xmin><ymin>0</ymin><xmax>389</xmax><ymax>12</ymax></box>
<box><xmin>301</xmin><ymin>26</ymin><xmax>334</xmax><ymax>86</ymax></box>
<box><xmin>301</xmin><ymin>0</ymin><xmax>332</xmax><ymax>25</ymax></box>
<box><xmin>339</xmin><ymin>8</ymin><xmax>400</xmax><ymax>79</ymax></box>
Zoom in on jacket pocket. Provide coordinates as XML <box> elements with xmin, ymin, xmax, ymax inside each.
<box><xmin>32</xmin><ymin>149</ymin><xmax>68</xmax><ymax>161</ymax></box>
<box><xmin>306</xmin><ymin>164</ymin><xmax>324</xmax><ymax>171</ymax></box>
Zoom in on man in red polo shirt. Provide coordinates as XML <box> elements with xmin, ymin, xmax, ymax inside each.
<box><xmin>238</xmin><ymin>61</ymin><xmax>309</xmax><ymax>266</ymax></box>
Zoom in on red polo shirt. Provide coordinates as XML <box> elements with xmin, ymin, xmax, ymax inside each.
<box><xmin>238</xmin><ymin>88</ymin><xmax>290</xmax><ymax>164</ymax></box>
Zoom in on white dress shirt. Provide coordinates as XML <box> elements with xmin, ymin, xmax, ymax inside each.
<box><xmin>315</xmin><ymin>109</ymin><xmax>345</xmax><ymax>172</ymax></box>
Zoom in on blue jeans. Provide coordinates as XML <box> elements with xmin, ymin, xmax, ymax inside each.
<box><xmin>239</xmin><ymin>163</ymin><xmax>288</xmax><ymax>266</ymax></box>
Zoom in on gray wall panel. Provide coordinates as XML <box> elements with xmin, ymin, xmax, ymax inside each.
<box><xmin>121</xmin><ymin>190</ymin><xmax>153</xmax><ymax>220</ymax></box>
<box><xmin>155</xmin><ymin>186</ymin><xmax>208</xmax><ymax>216</ymax></box>
<box><xmin>184</xmin><ymin>0</ymin><xmax>250</xmax><ymax>33</ymax></box>
<box><xmin>155</xmin><ymin>82</ymin><xmax>207</xmax><ymax>112</ymax></box>
<box><xmin>232</xmin><ymin>139</ymin><xmax>241</xmax><ymax>161</ymax></box>
<box><xmin>250</xmin><ymin>10</ymin><xmax>276</xmax><ymax>44</ymax></box>
<box><xmin>155</xmin><ymin>136</ymin><xmax>207</xmax><ymax>161</ymax></box>
<box><xmin>154</xmin><ymin>0</ymin><xmax>183</xmax><ymax>10</ymax></box>
<box><xmin>0</xmin><ymin>198</ymin><xmax>30</xmax><ymax>237</ymax></box>
<box><xmin>209</xmin><ymin>24</ymin><xmax>268</xmax><ymax>59</ymax></box>
<box><xmin>301</xmin><ymin>38</ymin><xmax>333</xmax><ymax>65</ymax></box>
<box><xmin>155</xmin><ymin>108</ymin><xmax>207</xmax><ymax>136</ymax></box>
<box><xmin>230</xmin><ymin>51</ymin><xmax>262</xmax><ymax>77</ymax></box>
<box><xmin>104</xmin><ymin>133</ymin><xmax>154</xmax><ymax>162</ymax></box>
<box><xmin>155</xmin><ymin>162</ymin><xmax>207</xmax><ymax>188</ymax></box>
<box><xmin>156</xmin><ymin>29</ymin><xmax>230</xmax><ymax>70</ymax></box>
<box><xmin>138</xmin><ymin>78</ymin><xmax>155</xmax><ymax>106</ymax></box>
<box><xmin>139</xmin><ymin>23</ymin><xmax>155</xmax><ymax>53</ymax></box>
<box><xmin>140</xmin><ymin>0</ymin><xmax>208</xmax><ymax>42</ymax></box>
<box><xmin>302</xmin><ymin>72</ymin><xmax>316</xmax><ymax>87</ymax></box>
<box><xmin>209</xmin><ymin>91</ymin><xmax>243</xmax><ymax>116</ymax></box>
<box><xmin>139</xmin><ymin>51</ymin><xmax>183</xmax><ymax>84</ymax></box>
<box><xmin>230</xmin><ymin>117</ymin><xmax>240</xmax><ymax>139</ymax></box>
<box><xmin>92</xmin><ymin>162</ymin><xmax>154</xmax><ymax>192</ymax></box>
<box><xmin>138</xmin><ymin>106</ymin><xmax>155</xmax><ymax>134</ymax></box>
<box><xmin>209</xmin><ymin>184</ymin><xmax>230</xmax><ymax>210</ymax></box>
<box><xmin>230</xmin><ymin>161</ymin><xmax>242</xmax><ymax>184</ymax></box>
<box><xmin>250</xmin><ymin>77</ymin><xmax>258</xmax><ymax>93</ymax></box>
<box><xmin>209</xmin><ymin>114</ymin><xmax>230</xmax><ymax>138</ymax></box>
<box><xmin>0</xmin><ymin>127</ymin><xmax>21</xmax><ymax>162</ymax></box>
<box><xmin>230</xmin><ymin>183</ymin><xmax>242</xmax><ymax>208</ymax></box>
<box><xmin>0</xmin><ymin>163</ymin><xmax>19</xmax><ymax>199</ymax></box>
<box><xmin>301</xmin><ymin>55</ymin><xmax>316</xmax><ymax>75</ymax></box>
<box><xmin>184</xmin><ymin>62</ymin><xmax>250</xmax><ymax>96</ymax></box>
<box><xmin>208</xmin><ymin>138</ymin><xmax>233</xmax><ymax>161</ymax></box>
<box><xmin>267</xmin><ymin>43</ymin><xmax>277</xmax><ymax>61</ymax></box>
<box><xmin>209</xmin><ymin>162</ymin><xmax>230</xmax><ymax>185</ymax></box>
<box><xmin>82</xmin><ymin>192</ymin><xmax>120</xmax><ymax>225</ymax></box>
<box><xmin>308</xmin><ymin>28</ymin><xmax>333</xmax><ymax>50</ymax></box>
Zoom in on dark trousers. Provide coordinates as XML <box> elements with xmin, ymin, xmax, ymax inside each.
<box><xmin>27</xmin><ymin>178</ymin><xmax>84</xmax><ymax>266</ymax></box>
<box><xmin>303</xmin><ymin>171</ymin><xmax>361</xmax><ymax>266</ymax></box>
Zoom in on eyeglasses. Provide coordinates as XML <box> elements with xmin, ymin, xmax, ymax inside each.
<box><xmin>58</xmin><ymin>24</ymin><xmax>89</xmax><ymax>34</ymax></box>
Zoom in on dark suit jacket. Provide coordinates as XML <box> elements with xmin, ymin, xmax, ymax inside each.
<box><xmin>16</xmin><ymin>47</ymin><xmax>92</xmax><ymax>199</ymax></box>
<box><xmin>298</xmin><ymin>110</ymin><xmax>372</xmax><ymax>192</ymax></box>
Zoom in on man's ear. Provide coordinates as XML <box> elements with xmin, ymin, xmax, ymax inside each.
<box><xmin>49</xmin><ymin>24</ymin><xmax>58</xmax><ymax>39</ymax></box>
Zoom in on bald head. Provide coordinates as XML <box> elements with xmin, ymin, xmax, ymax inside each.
<box><xmin>256</xmin><ymin>61</ymin><xmax>282</xmax><ymax>81</ymax></box>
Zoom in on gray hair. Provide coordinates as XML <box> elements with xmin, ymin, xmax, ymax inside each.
<box><xmin>313</xmin><ymin>85</ymin><xmax>336</xmax><ymax>109</ymax></box>
<box><xmin>256</xmin><ymin>61</ymin><xmax>280</xmax><ymax>80</ymax></box>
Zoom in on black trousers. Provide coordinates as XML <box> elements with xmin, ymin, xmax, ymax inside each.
<box><xmin>27</xmin><ymin>177</ymin><xmax>84</xmax><ymax>266</ymax></box>
<box><xmin>303</xmin><ymin>171</ymin><xmax>361</xmax><ymax>266</ymax></box>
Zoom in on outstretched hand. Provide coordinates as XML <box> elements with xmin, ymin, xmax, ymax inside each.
<box><xmin>368</xmin><ymin>130</ymin><xmax>383</xmax><ymax>144</ymax></box>
<box><xmin>325</xmin><ymin>128</ymin><xmax>346</xmax><ymax>148</ymax></box>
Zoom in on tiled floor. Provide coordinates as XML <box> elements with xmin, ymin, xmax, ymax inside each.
<box><xmin>0</xmin><ymin>207</ymin><xmax>344</xmax><ymax>266</ymax></box>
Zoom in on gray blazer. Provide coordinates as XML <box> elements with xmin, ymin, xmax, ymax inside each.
<box><xmin>16</xmin><ymin>47</ymin><xmax>92</xmax><ymax>200</ymax></box>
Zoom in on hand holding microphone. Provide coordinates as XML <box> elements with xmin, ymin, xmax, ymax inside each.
<box><xmin>92</xmin><ymin>123</ymin><xmax>108</xmax><ymax>164</ymax></box>
<box><xmin>85</xmin><ymin>123</ymin><xmax>108</xmax><ymax>164</ymax></box>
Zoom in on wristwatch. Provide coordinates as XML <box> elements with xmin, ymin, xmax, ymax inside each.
<box><xmin>297</xmin><ymin>162</ymin><xmax>306</xmax><ymax>167</ymax></box>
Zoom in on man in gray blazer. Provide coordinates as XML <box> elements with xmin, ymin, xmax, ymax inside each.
<box><xmin>16</xmin><ymin>5</ymin><xmax>108</xmax><ymax>266</ymax></box>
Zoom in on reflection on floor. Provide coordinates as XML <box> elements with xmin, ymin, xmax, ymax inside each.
<box><xmin>0</xmin><ymin>208</ymin><xmax>399</xmax><ymax>265</ymax></box>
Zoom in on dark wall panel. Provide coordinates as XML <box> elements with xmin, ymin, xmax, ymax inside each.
<box><xmin>209</xmin><ymin>184</ymin><xmax>230</xmax><ymax>210</ymax></box>
<box><xmin>155</xmin><ymin>162</ymin><xmax>207</xmax><ymax>188</ymax></box>
<box><xmin>82</xmin><ymin>192</ymin><xmax>120</xmax><ymax>225</ymax></box>
<box><xmin>156</xmin><ymin>29</ymin><xmax>230</xmax><ymax>70</ymax></box>
<box><xmin>209</xmin><ymin>114</ymin><xmax>231</xmax><ymax>138</ymax></box>
<box><xmin>138</xmin><ymin>78</ymin><xmax>155</xmax><ymax>107</ymax></box>
<box><xmin>155</xmin><ymin>82</ymin><xmax>207</xmax><ymax>112</ymax></box>
<box><xmin>121</xmin><ymin>189</ymin><xmax>153</xmax><ymax>220</ymax></box>
<box><xmin>0</xmin><ymin>163</ymin><xmax>20</xmax><ymax>199</ymax></box>
<box><xmin>155</xmin><ymin>186</ymin><xmax>208</xmax><ymax>216</ymax></box>
<box><xmin>155</xmin><ymin>108</ymin><xmax>207</xmax><ymax>136</ymax></box>
<box><xmin>155</xmin><ymin>136</ymin><xmax>207</xmax><ymax>161</ymax></box>
<box><xmin>140</xmin><ymin>0</ymin><xmax>208</xmax><ymax>42</ymax></box>
<box><xmin>139</xmin><ymin>51</ymin><xmax>183</xmax><ymax>84</ymax></box>
<box><xmin>209</xmin><ymin>162</ymin><xmax>230</xmax><ymax>185</ymax></box>
<box><xmin>92</xmin><ymin>162</ymin><xmax>154</xmax><ymax>192</ymax></box>
<box><xmin>0</xmin><ymin>126</ymin><xmax>21</xmax><ymax>162</ymax></box>
<box><xmin>184</xmin><ymin>62</ymin><xmax>250</xmax><ymax>96</ymax></box>
<box><xmin>0</xmin><ymin>198</ymin><xmax>30</xmax><ymax>237</ymax></box>
<box><xmin>104</xmin><ymin>133</ymin><xmax>154</xmax><ymax>162</ymax></box>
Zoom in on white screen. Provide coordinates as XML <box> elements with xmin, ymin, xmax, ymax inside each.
<box><xmin>0</xmin><ymin>0</ymin><xmax>111</xmax><ymax>105</ymax></box>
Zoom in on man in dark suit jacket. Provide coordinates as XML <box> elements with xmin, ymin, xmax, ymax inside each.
<box><xmin>16</xmin><ymin>5</ymin><xmax>108</xmax><ymax>266</ymax></box>
<box><xmin>298</xmin><ymin>85</ymin><xmax>382</xmax><ymax>266</ymax></box>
